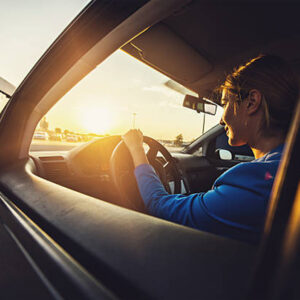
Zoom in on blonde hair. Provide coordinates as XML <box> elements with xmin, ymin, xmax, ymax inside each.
<box><xmin>220</xmin><ymin>54</ymin><xmax>299</xmax><ymax>136</ymax></box>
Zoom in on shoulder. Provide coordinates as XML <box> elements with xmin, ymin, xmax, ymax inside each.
<box><xmin>214</xmin><ymin>159</ymin><xmax>280</xmax><ymax>192</ymax></box>
<box><xmin>215</xmin><ymin>144</ymin><xmax>284</xmax><ymax>187</ymax></box>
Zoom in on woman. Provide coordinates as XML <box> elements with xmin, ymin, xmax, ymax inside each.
<box><xmin>122</xmin><ymin>54</ymin><xmax>299</xmax><ymax>244</ymax></box>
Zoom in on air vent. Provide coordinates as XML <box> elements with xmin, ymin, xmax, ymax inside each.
<box><xmin>39</xmin><ymin>156</ymin><xmax>64</xmax><ymax>161</ymax></box>
<box><xmin>43</xmin><ymin>162</ymin><xmax>68</xmax><ymax>178</ymax></box>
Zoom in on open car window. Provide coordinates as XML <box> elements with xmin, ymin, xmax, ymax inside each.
<box><xmin>30</xmin><ymin>49</ymin><xmax>223</xmax><ymax>153</ymax></box>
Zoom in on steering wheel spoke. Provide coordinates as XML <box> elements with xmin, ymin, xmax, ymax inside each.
<box><xmin>146</xmin><ymin>147</ymin><xmax>158</xmax><ymax>163</ymax></box>
<box><xmin>162</xmin><ymin>161</ymin><xmax>171</xmax><ymax>172</ymax></box>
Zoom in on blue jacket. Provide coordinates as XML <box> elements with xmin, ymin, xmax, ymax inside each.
<box><xmin>134</xmin><ymin>144</ymin><xmax>284</xmax><ymax>244</ymax></box>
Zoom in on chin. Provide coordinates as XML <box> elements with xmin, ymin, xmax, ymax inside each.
<box><xmin>228</xmin><ymin>137</ymin><xmax>247</xmax><ymax>147</ymax></box>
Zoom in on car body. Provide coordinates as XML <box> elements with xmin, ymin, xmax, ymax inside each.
<box><xmin>33</xmin><ymin>131</ymin><xmax>49</xmax><ymax>140</ymax></box>
<box><xmin>48</xmin><ymin>133</ymin><xmax>63</xmax><ymax>142</ymax></box>
<box><xmin>66</xmin><ymin>134</ymin><xmax>79</xmax><ymax>142</ymax></box>
<box><xmin>0</xmin><ymin>1</ymin><xmax>299</xmax><ymax>300</ymax></box>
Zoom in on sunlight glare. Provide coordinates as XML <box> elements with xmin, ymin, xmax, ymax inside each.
<box><xmin>81</xmin><ymin>107</ymin><xmax>112</xmax><ymax>134</ymax></box>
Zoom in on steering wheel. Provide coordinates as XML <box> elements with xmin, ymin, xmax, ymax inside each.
<box><xmin>109</xmin><ymin>136</ymin><xmax>184</xmax><ymax>212</ymax></box>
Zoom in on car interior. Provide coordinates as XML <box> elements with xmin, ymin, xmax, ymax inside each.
<box><xmin>0</xmin><ymin>1</ymin><xmax>299</xmax><ymax>299</ymax></box>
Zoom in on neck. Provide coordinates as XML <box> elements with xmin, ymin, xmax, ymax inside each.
<box><xmin>249</xmin><ymin>134</ymin><xmax>285</xmax><ymax>159</ymax></box>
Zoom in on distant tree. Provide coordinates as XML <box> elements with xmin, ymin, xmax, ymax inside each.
<box><xmin>64</xmin><ymin>129</ymin><xmax>69</xmax><ymax>135</ymax></box>
<box><xmin>174</xmin><ymin>134</ymin><xmax>183</xmax><ymax>146</ymax></box>
<box><xmin>40</xmin><ymin>117</ymin><xmax>49</xmax><ymax>131</ymax></box>
<box><xmin>55</xmin><ymin>127</ymin><xmax>62</xmax><ymax>134</ymax></box>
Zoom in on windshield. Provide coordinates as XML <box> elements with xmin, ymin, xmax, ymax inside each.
<box><xmin>30</xmin><ymin>50</ymin><xmax>223</xmax><ymax>152</ymax></box>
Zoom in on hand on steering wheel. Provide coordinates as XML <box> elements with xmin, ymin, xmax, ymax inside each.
<box><xmin>110</xmin><ymin>132</ymin><xmax>184</xmax><ymax>212</ymax></box>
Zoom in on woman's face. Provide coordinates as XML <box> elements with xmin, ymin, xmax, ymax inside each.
<box><xmin>220</xmin><ymin>90</ymin><xmax>248</xmax><ymax>146</ymax></box>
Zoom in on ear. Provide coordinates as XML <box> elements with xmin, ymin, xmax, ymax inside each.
<box><xmin>245</xmin><ymin>89</ymin><xmax>262</xmax><ymax>115</ymax></box>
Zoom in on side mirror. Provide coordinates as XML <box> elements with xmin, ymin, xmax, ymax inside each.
<box><xmin>0</xmin><ymin>77</ymin><xmax>16</xmax><ymax>98</ymax></box>
<box><xmin>215</xmin><ymin>149</ymin><xmax>233</xmax><ymax>160</ymax></box>
<box><xmin>183</xmin><ymin>95</ymin><xmax>217</xmax><ymax>115</ymax></box>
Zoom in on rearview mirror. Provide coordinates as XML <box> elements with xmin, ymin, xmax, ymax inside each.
<box><xmin>183</xmin><ymin>95</ymin><xmax>217</xmax><ymax>115</ymax></box>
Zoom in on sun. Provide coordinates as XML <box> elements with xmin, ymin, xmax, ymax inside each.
<box><xmin>81</xmin><ymin>107</ymin><xmax>112</xmax><ymax>134</ymax></box>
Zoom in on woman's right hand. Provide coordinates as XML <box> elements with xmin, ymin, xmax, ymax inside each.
<box><xmin>122</xmin><ymin>129</ymin><xmax>144</xmax><ymax>154</ymax></box>
<box><xmin>122</xmin><ymin>129</ymin><xmax>149</xmax><ymax>167</ymax></box>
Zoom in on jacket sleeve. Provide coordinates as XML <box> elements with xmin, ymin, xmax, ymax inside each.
<box><xmin>134</xmin><ymin>162</ymin><xmax>275</xmax><ymax>243</ymax></box>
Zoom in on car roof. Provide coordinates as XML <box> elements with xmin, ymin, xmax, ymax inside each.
<box><xmin>122</xmin><ymin>1</ymin><xmax>300</xmax><ymax>101</ymax></box>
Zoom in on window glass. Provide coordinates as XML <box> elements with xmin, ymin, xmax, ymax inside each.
<box><xmin>216</xmin><ymin>132</ymin><xmax>254</xmax><ymax>161</ymax></box>
<box><xmin>30</xmin><ymin>50</ymin><xmax>223</xmax><ymax>152</ymax></box>
<box><xmin>0</xmin><ymin>1</ymin><xmax>90</xmax><ymax>88</ymax></box>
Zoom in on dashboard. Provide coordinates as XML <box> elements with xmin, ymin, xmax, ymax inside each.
<box><xmin>29</xmin><ymin>135</ymin><xmax>233</xmax><ymax>207</ymax></box>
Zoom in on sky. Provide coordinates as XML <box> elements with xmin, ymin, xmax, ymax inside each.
<box><xmin>0</xmin><ymin>1</ymin><xmax>222</xmax><ymax>141</ymax></box>
<box><xmin>0</xmin><ymin>0</ymin><xmax>89</xmax><ymax>86</ymax></box>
